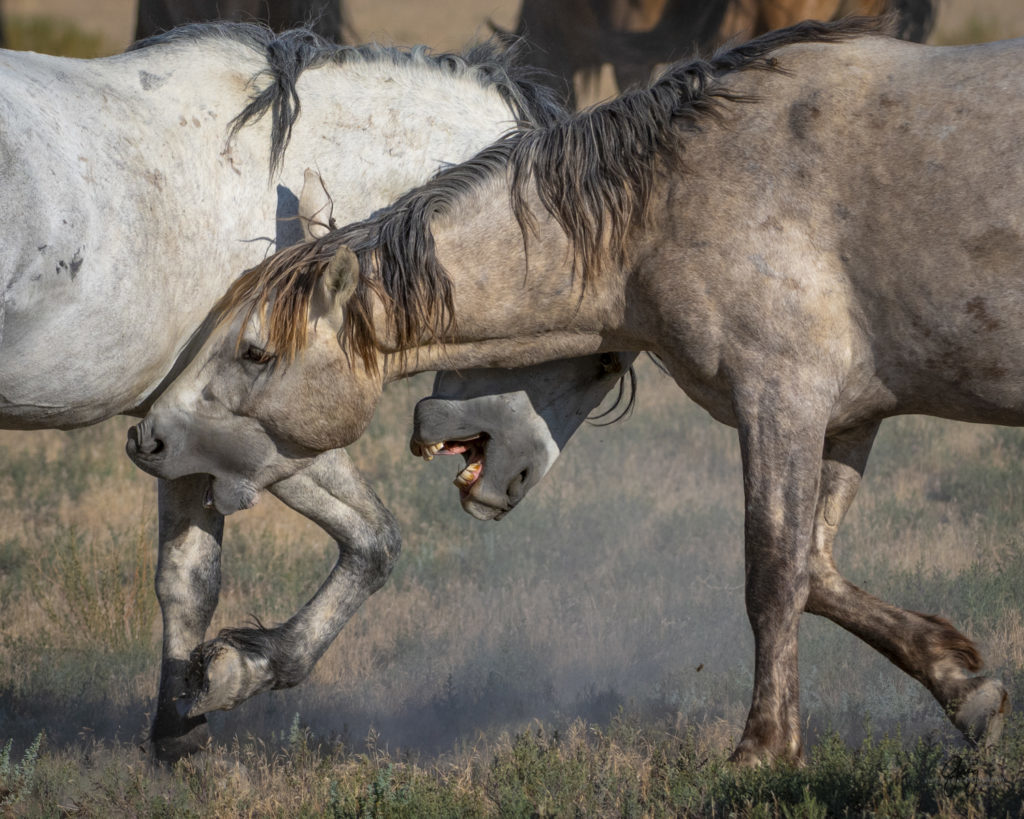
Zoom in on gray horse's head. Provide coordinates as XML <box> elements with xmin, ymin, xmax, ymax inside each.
<box><xmin>410</xmin><ymin>353</ymin><xmax>637</xmax><ymax>520</ymax></box>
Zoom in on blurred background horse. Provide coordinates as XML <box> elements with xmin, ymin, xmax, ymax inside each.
<box><xmin>134</xmin><ymin>0</ymin><xmax>350</xmax><ymax>42</ymax></box>
<box><xmin>496</xmin><ymin>0</ymin><xmax>937</xmax><ymax>105</ymax></box>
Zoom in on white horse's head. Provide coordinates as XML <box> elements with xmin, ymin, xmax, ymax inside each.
<box><xmin>409</xmin><ymin>353</ymin><xmax>636</xmax><ymax>520</ymax></box>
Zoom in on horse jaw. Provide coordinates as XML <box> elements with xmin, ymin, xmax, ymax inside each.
<box><xmin>411</xmin><ymin>391</ymin><xmax>559</xmax><ymax>520</ymax></box>
<box><xmin>410</xmin><ymin>354</ymin><xmax>637</xmax><ymax>519</ymax></box>
<box><xmin>203</xmin><ymin>475</ymin><xmax>262</xmax><ymax>516</ymax></box>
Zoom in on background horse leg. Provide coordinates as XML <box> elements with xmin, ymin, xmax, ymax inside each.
<box><xmin>732</xmin><ymin>388</ymin><xmax>829</xmax><ymax>765</ymax></box>
<box><xmin>806</xmin><ymin>423</ymin><xmax>1008</xmax><ymax>746</ymax></box>
<box><xmin>180</xmin><ymin>449</ymin><xmax>400</xmax><ymax>719</ymax></box>
<box><xmin>151</xmin><ymin>475</ymin><xmax>224</xmax><ymax>762</ymax></box>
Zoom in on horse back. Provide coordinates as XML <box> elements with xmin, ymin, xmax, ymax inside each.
<box><xmin>649</xmin><ymin>35</ymin><xmax>1024</xmax><ymax>427</ymax></box>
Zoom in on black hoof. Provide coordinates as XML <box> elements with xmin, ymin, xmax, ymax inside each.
<box><xmin>150</xmin><ymin>713</ymin><xmax>210</xmax><ymax>763</ymax></box>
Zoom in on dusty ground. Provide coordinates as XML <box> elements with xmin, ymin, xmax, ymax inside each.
<box><xmin>3</xmin><ymin>0</ymin><xmax>1023</xmax><ymax>56</ymax></box>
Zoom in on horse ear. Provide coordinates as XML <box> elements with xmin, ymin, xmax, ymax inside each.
<box><xmin>319</xmin><ymin>246</ymin><xmax>359</xmax><ymax>314</ymax></box>
<box><xmin>299</xmin><ymin>168</ymin><xmax>332</xmax><ymax>241</ymax></box>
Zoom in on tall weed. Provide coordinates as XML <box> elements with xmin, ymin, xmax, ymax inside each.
<box><xmin>29</xmin><ymin>524</ymin><xmax>157</xmax><ymax>653</ymax></box>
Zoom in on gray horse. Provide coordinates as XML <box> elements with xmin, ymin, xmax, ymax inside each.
<box><xmin>129</xmin><ymin>20</ymin><xmax>1018</xmax><ymax>764</ymax></box>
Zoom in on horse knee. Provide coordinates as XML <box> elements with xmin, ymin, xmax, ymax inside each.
<box><xmin>346</xmin><ymin>507</ymin><xmax>401</xmax><ymax>592</ymax></box>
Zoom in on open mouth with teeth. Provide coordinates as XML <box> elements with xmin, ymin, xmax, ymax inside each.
<box><xmin>415</xmin><ymin>435</ymin><xmax>488</xmax><ymax>493</ymax></box>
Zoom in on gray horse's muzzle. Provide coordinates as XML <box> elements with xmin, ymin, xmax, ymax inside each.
<box><xmin>410</xmin><ymin>393</ymin><xmax>557</xmax><ymax>520</ymax></box>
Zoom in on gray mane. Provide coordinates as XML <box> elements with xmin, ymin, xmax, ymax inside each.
<box><xmin>131</xmin><ymin>23</ymin><xmax>566</xmax><ymax>175</ymax></box>
<box><xmin>336</xmin><ymin>18</ymin><xmax>887</xmax><ymax>362</ymax></box>
<box><xmin>228</xmin><ymin>18</ymin><xmax>887</xmax><ymax>371</ymax></box>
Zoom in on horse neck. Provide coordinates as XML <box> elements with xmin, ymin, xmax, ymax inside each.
<box><xmin>384</xmin><ymin>175</ymin><xmax>629</xmax><ymax>378</ymax></box>
<box><xmin>110</xmin><ymin>43</ymin><xmax>522</xmax><ymax>222</ymax></box>
<box><xmin>277</xmin><ymin>59</ymin><xmax>520</xmax><ymax>222</ymax></box>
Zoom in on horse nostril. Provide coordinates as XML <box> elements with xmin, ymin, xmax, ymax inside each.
<box><xmin>508</xmin><ymin>468</ymin><xmax>529</xmax><ymax>496</ymax></box>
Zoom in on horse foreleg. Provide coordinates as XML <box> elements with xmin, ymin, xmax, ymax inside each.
<box><xmin>806</xmin><ymin>423</ymin><xmax>1008</xmax><ymax>746</ymax></box>
<box><xmin>151</xmin><ymin>475</ymin><xmax>224</xmax><ymax>762</ymax></box>
<box><xmin>731</xmin><ymin>392</ymin><xmax>827</xmax><ymax>766</ymax></box>
<box><xmin>181</xmin><ymin>449</ymin><xmax>400</xmax><ymax>718</ymax></box>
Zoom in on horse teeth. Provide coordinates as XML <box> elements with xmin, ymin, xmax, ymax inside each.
<box><xmin>454</xmin><ymin>462</ymin><xmax>482</xmax><ymax>488</ymax></box>
<box><xmin>421</xmin><ymin>441</ymin><xmax>445</xmax><ymax>461</ymax></box>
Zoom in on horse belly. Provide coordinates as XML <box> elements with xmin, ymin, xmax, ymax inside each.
<box><xmin>0</xmin><ymin>298</ymin><xmax>176</xmax><ymax>429</ymax></box>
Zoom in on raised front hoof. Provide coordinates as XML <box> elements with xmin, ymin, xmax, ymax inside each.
<box><xmin>150</xmin><ymin>715</ymin><xmax>210</xmax><ymax>763</ymax></box>
<box><xmin>184</xmin><ymin>638</ymin><xmax>270</xmax><ymax>718</ymax></box>
<box><xmin>951</xmin><ymin>677</ymin><xmax>1009</xmax><ymax>747</ymax></box>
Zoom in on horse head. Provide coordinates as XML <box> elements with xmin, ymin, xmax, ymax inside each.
<box><xmin>410</xmin><ymin>353</ymin><xmax>637</xmax><ymax>520</ymax></box>
<box><xmin>126</xmin><ymin>245</ymin><xmax>380</xmax><ymax>515</ymax></box>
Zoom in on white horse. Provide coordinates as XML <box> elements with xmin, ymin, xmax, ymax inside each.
<box><xmin>0</xmin><ymin>23</ymin><xmax>564</xmax><ymax>759</ymax></box>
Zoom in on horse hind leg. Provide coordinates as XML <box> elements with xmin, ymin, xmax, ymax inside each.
<box><xmin>806</xmin><ymin>423</ymin><xmax>1008</xmax><ymax>746</ymax></box>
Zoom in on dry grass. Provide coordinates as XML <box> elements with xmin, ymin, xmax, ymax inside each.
<box><xmin>2</xmin><ymin>361</ymin><xmax>1023</xmax><ymax>768</ymax></box>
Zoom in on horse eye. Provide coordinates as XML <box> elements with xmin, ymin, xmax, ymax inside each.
<box><xmin>242</xmin><ymin>345</ymin><xmax>273</xmax><ymax>365</ymax></box>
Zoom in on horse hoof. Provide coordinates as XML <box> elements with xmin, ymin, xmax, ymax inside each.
<box><xmin>729</xmin><ymin>745</ymin><xmax>766</xmax><ymax>767</ymax></box>
<box><xmin>151</xmin><ymin>718</ymin><xmax>210</xmax><ymax>763</ymax></box>
<box><xmin>953</xmin><ymin>677</ymin><xmax>1009</xmax><ymax>747</ymax></box>
<box><xmin>729</xmin><ymin>741</ymin><xmax>803</xmax><ymax>767</ymax></box>
<box><xmin>186</xmin><ymin>638</ymin><xmax>273</xmax><ymax>717</ymax></box>
<box><xmin>186</xmin><ymin>640</ymin><xmax>249</xmax><ymax>717</ymax></box>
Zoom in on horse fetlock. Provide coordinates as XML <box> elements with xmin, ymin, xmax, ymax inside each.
<box><xmin>950</xmin><ymin>677</ymin><xmax>1009</xmax><ymax>747</ymax></box>
<box><xmin>729</xmin><ymin>738</ymin><xmax>804</xmax><ymax>768</ymax></box>
<box><xmin>185</xmin><ymin>638</ymin><xmax>274</xmax><ymax>717</ymax></box>
<box><xmin>151</xmin><ymin>717</ymin><xmax>211</xmax><ymax>763</ymax></box>
<box><xmin>732</xmin><ymin>709</ymin><xmax>804</xmax><ymax>767</ymax></box>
